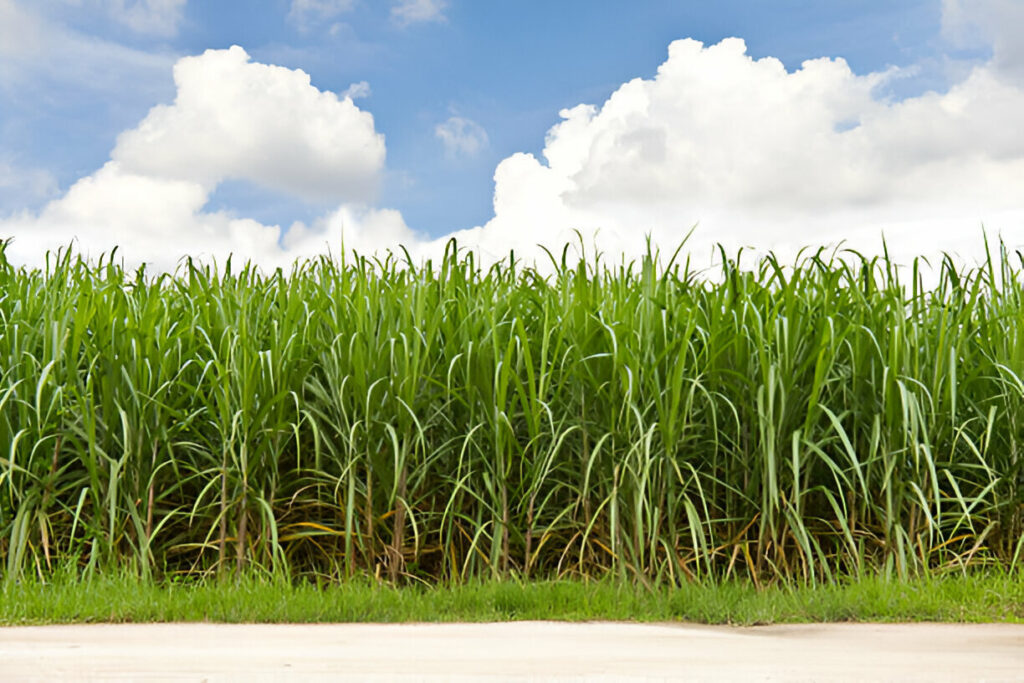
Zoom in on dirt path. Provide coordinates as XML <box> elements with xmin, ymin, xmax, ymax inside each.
<box><xmin>1</xmin><ymin>621</ymin><xmax>1022</xmax><ymax>681</ymax></box>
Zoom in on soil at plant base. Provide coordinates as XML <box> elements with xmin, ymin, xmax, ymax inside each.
<box><xmin>1</xmin><ymin>621</ymin><xmax>1021</xmax><ymax>681</ymax></box>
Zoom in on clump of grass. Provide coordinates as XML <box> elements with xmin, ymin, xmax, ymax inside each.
<box><xmin>0</xmin><ymin>238</ymin><xmax>1022</xmax><ymax>587</ymax></box>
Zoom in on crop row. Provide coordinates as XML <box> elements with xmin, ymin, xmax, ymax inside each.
<box><xmin>1</xmin><ymin>240</ymin><xmax>1022</xmax><ymax>584</ymax></box>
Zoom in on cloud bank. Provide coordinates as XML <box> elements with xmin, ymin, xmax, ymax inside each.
<box><xmin>443</xmin><ymin>37</ymin><xmax>1024</xmax><ymax>265</ymax></box>
<box><xmin>2</xmin><ymin>8</ymin><xmax>1023</xmax><ymax>271</ymax></box>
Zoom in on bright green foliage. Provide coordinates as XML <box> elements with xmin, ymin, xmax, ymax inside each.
<box><xmin>1</xmin><ymin>239</ymin><xmax>1022</xmax><ymax>585</ymax></box>
<box><xmin>4</xmin><ymin>569</ymin><xmax>1023</xmax><ymax>625</ymax></box>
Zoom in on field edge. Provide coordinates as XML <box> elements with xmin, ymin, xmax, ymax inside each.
<box><xmin>3</xmin><ymin>571</ymin><xmax>1022</xmax><ymax>626</ymax></box>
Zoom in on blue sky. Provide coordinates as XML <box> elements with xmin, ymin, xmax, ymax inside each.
<box><xmin>1</xmin><ymin>0</ymin><xmax>1021</xmax><ymax>269</ymax></box>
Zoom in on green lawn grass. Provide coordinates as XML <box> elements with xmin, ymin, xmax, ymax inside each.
<box><xmin>3</xmin><ymin>570</ymin><xmax>1021</xmax><ymax>626</ymax></box>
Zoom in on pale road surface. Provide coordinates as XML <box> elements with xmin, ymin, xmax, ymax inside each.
<box><xmin>1</xmin><ymin>622</ymin><xmax>1022</xmax><ymax>682</ymax></box>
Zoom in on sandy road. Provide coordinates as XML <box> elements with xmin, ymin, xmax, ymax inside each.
<box><xmin>0</xmin><ymin>621</ymin><xmax>1022</xmax><ymax>682</ymax></box>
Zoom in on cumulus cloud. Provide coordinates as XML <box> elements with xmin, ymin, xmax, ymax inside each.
<box><xmin>391</xmin><ymin>0</ymin><xmax>446</xmax><ymax>27</ymax></box>
<box><xmin>113</xmin><ymin>46</ymin><xmax>384</xmax><ymax>202</ymax></box>
<box><xmin>283</xmin><ymin>204</ymin><xmax>422</xmax><ymax>259</ymax></box>
<box><xmin>428</xmin><ymin>37</ymin><xmax>1024</xmax><ymax>267</ymax></box>
<box><xmin>288</xmin><ymin>0</ymin><xmax>354</xmax><ymax>32</ymax></box>
<box><xmin>1</xmin><ymin>162</ymin><xmax>283</xmax><ymax>265</ymax></box>
<box><xmin>435</xmin><ymin>116</ymin><xmax>489</xmax><ymax>159</ymax></box>
<box><xmin>0</xmin><ymin>46</ymin><xmax>394</xmax><ymax>270</ymax></box>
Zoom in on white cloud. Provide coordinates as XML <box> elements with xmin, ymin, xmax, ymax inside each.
<box><xmin>0</xmin><ymin>161</ymin><xmax>58</xmax><ymax>208</ymax></box>
<box><xmin>0</xmin><ymin>1</ymin><xmax>177</xmax><ymax>223</ymax></box>
<box><xmin>391</xmin><ymin>0</ymin><xmax>446</xmax><ymax>27</ymax></box>
<box><xmin>113</xmin><ymin>45</ymin><xmax>384</xmax><ymax>203</ymax></box>
<box><xmin>435</xmin><ymin>116</ymin><xmax>489</xmax><ymax>159</ymax></box>
<box><xmin>288</xmin><ymin>0</ymin><xmax>354</xmax><ymax>32</ymax></box>
<box><xmin>943</xmin><ymin>0</ymin><xmax>1024</xmax><ymax>81</ymax></box>
<box><xmin>342</xmin><ymin>80</ymin><xmax>371</xmax><ymax>99</ymax></box>
<box><xmin>0</xmin><ymin>0</ymin><xmax>44</xmax><ymax>59</ymax></box>
<box><xmin>37</xmin><ymin>0</ymin><xmax>187</xmax><ymax>37</ymax></box>
<box><xmin>1</xmin><ymin>161</ymin><xmax>282</xmax><ymax>266</ymax></box>
<box><xmin>425</xmin><ymin>37</ymin><xmax>1024</xmax><ymax>267</ymax></box>
<box><xmin>4</xmin><ymin>32</ymin><xmax>1024</xmax><ymax>273</ymax></box>
<box><xmin>283</xmin><ymin>204</ymin><xmax>421</xmax><ymax>259</ymax></box>
<box><xmin>0</xmin><ymin>46</ymin><xmax>394</xmax><ymax>270</ymax></box>
<box><xmin>0</xmin><ymin>0</ymin><xmax>175</xmax><ymax>101</ymax></box>
<box><xmin>105</xmin><ymin>0</ymin><xmax>187</xmax><ymax>37</ymax></box>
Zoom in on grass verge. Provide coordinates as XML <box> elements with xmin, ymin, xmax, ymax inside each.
<box><xmin>2</xmin><ymin>572</ymin><xmax>1022</xmax><ymax>626</ymax></box>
